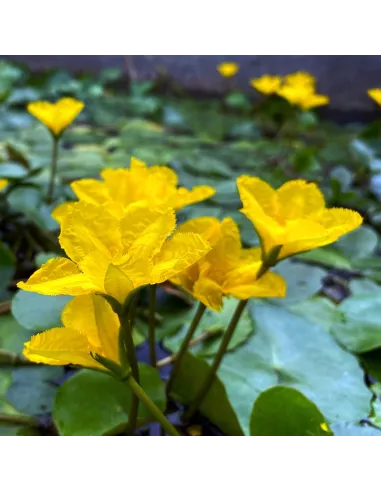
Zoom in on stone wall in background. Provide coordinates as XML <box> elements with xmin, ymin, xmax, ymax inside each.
<box><xmin>3</xmin><ymin>55</ymin><xmax>381</xmax><ymax>112</ymax></box>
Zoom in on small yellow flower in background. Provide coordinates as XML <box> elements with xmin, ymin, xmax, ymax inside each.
<box><xmin>52</xmin><ymin>157</ymin><xmax>215</xmax><ymax>222</ymax></box>
<box><xmin>27</xmin><ymin>97</ymin><xmax>84</xmax><ymax>137</ymax></box>
<box><xmin>368</xmin><ymin>88</ymin><xmax>381</xmax><ymax>105</ymax></box>
<box><xmin>320</xmin><ymin>422</ymin><xmax>329</xmax><ymax>433</ymax></box>
<box><xmin>0</xmin><ymin>178</ymin><xmax>8</xmax><ymax>192</ymax></box>
<box><xmin>237</xmin><ymin>176</ymin><xmax>362</xmax><ymax>262</ymax></box>
<box><xmin>171</xmin><ymin>216</ymin><xmax>286</xmax><ymax>311</ymax></box>
<box><xmin>284</xmin><ymin>71</ymin><xmax>316</xmax><ymax>88</ymax></box>
<box><xmin>18</xmin><ymin>201</ymin><xmax>211</xmax><ymax>304</ymax></box>
<box><xmin>217</xmin><ymin>62</ymin><xmax>239</xmax><ymax>78</ymax></box>
<box><xmin>23</xmin><ymin>294</ymin><xmax>121</xmax><ymax>370</ymax></box>
<box><xmin>250</xmin><ymin>75</ymin><xmax>282</xmax><ymax>96</ymax></box>
<box><xmin>277</xmin><ymin>85</ymin><xmax>329</xmax><ymax>111</ymax></box>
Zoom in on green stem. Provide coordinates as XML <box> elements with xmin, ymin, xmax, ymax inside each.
<box><xmin>47</xmin><ymin>136</ymin><xmax>59</xmax><ymax>204</ymax></box>
<box><xmin>118</xmin><ymin>301</ymin><xmax>140</xmax><ymax>435</ymax></box>
<box><xmin>127</xmin><ymin>376</ymin><xmax>180</xmax><ymax>436</ymax></box>
<box><xmin>148</xmin><ymin>285</ymin><xmax>157</xmax><ymax>366</ymax></box>
<box><xmin>0</xmin><ymin>413</ymin><xmax>40</xmax><ymax>428</ymax></box>
<box><xmin>184</xmin><ymin>299</ymin><xmax>248</xmax><ymax>421</ymax></box>
<box><xmin>167</xmin><ymin>302</ymin><xmax>206</xmax><ymax>394</ymax></box>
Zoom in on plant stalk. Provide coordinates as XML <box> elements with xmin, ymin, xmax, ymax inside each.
<box><xmin>47</xmin><ymin>136</ymin><xmax>59</xmax><ymax>204</ymax></box>
<box><xmin>183</xmin><ymin>299</ymin><xmax>248</xmax><ymax>420</ymax></box>
<box><xmin>167</xmin><ymin>302</ymin><xmax>206</xmax><ymax>394</ymax></box>
<box><xmin>148</xmin><ymin>285</ymin><xmax>157</xmax><ymax>366</ymax></box>
<box><xmin>127</xmin><ymin>376</ymin><xmax>180</xmax><ymax>436</ymax></box>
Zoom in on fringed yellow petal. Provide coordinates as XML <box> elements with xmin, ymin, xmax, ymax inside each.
<box><xmin>59</xmin><ymin>202</ymin><xmax>122</xmax><ymax>263</ymax></box>
<box><xmin>71</xmin><ymin>179</ymin><xmax>109</xmax><ymax>205</ymax></box>
<box><xmin>17</xmin><ymin>258</ymin><xmax>96</xmax><ymax>296</ymax></box>
<box><xmin>176</xmin><ymin>217</ymin><xmax>222</xmax><ymax>246</ymax></box>
<box><xmin>319</xmin><ymin>208</ymin><xmax>363</xmax><ymax>242</ymax></box>
<box><xmin>226</xmin><ymin>270</ymin><xmax>287</xmax><ymax>299</ymax></box>
<box><xmin>27</xmin><ymin>98</ymin><xmax>84</xmax><ymax>136</ymax></box>
<box><xmin>92</xmin><ymin>295</ymin><xmax>120</xmax><ymax>362</ymax></box>
<box><xmin>104</xmin><ymin>264</ymin><xmax>135</xmax><ymax>304</ymax></box>
<box><xmin>23</xmin><ymin>328</ymin><xmax>100</xmax><ymax>369</ymax></box>
<box><xmin>250</xmin><ymin>75</ymin><xmax>282</xmax><ymax>95</ymax></box>
<box><xmin>217</xmin><ymin>62</ymin><xmax>239</xmax><ymax>78</ymax></box>
<box><xmin>150</xmin><ymin>232</ymin><xmax>211</xmax><ymax>284</ymax></box>
<box><xmin>101</xmin><ymin>167</ymin><xmax>148</xmax><ymax>207</ymax></box>
<box><xmin>193</xmin><ymin>277</ymin><xmax>224</xmax><ymax>311</ymax></box>
<box><xmin>236</xmin><ymin>175</ymin><xmax>278</xmax><ymax>219</ymax></box>
<box><xmin>61</xmin><ymin>295</ymin><xmax>102</xmax><ymax>350</ymax></box>
<box><xmin>277</xmin><ymin>180</ymin><xmax>325</xmax><ymax>219</ymax></box>
<box><xmin>173</xmin><ymin>185</ymin><xmax>216</xmax><ymax>210</ymax></box>
<box><xmin>284</xmin><ymin>72</ymin><xmax>315</xmax><ymax>88</ymax></box>
<box><xmin>51</xmin><ymin>202</ymin><xmax>74</xmax><ymax>223</ymax></box>
<box><xmin>368</xmin><ymin>89</ymin><xmax>381</xmax><ymax>105</ymax></box>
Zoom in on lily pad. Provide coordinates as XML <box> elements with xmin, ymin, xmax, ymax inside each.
<box><xmin>53</xmin><ymin>364</ymin><xmax>165</xmax><ymax>436</ymax></box>
<box><xmin>250</xmin><ymin>386</ymin><xmax>333</xmax><ymax>436</ymax></box>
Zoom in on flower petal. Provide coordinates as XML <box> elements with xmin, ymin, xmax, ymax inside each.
<box><xmin>319</xmin><ymin>208</ymin><xmax>363</xmax><ymax>242</ymax></box>
<box><xmin>225</xmin><ymin>270</ymin><xmax>286</xmax><ymax>299</ymax></box>
<box><xmin>59</xmin><ymin>202</ymin><xmax>122</xmax><ymax>263</ymax></box>
<box><xmin>173</xmin><ymin>185</ymin><xmax>216</xmax><ymax>209</ymax></box>
<box><xmin>104</xmin><ymin>264</ymin><xmax>135</xmax><ymax>305</ymax></box>
<box><xmin>71</xmin><ymin>179</ymin><xmax>109</xmax><ymax>205</ymax></box>
<box><xmin>176</xmin><ymin>217</ymin><xmax>222</xmax><ymax>246</ymax></box>
<box><xmin>277</xmin><ymin>180</ymin><xmax>325</xmax><ymax>219</ymax></box>
<box><xmin>150</xmin><ymin>232</ymin><xmax>211</xmax><ymax>284</ymax></box>
<box><xmin>23</xmin><ymin>327</ymin><xmax>100</xmax><ymax>368</ymax></box>
<box><xmin>17</xmin><ymin>257</ymin><xmax>97</xmax><ymax>296</ymax></box>
<box><xmin>193</xmin><ymin>277</ymin><xmax>223</xmax><ymax>311</ymax></box>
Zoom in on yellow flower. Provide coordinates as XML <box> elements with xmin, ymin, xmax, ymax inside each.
<box><xmin>52</xmin><ymin>157</ymin><xmax>215</xmax><ymax>222</ymax></box>
<box><xmin>23</xmin><ymin>294</ymin><xmax>121</xmax><ymax>370</ymax></box>
<box><xmin>18</xmin><ymin>202</ymin><xmax>211</xmax><ymax>304</ymax></box>
<box><xmin>27</xmin><ymin>97</ymin><xmax>84</xmax><ymax>136</ymax></box>
<box><xmin>284</xmin><ymin>71</ymin><xmax>315</xmax><ymax>88</ymax></box>
<box><xmin>250</xmin><ymin>75</ymin><xmax>282</xmax><ymax>95</ymax></box>
<box><xmin>237</xmin><ymin>176</ymin><xmax>363</xmax><ymax>262</ymax></box>
<box><xmin>277</xmin><ymin>85</ymin><xmax>329</xmax><ymax>111</ymax></box>
<box><xmin>368</xmin><ymin>88</ymin><xmax>381</xmax><ymax>105</ymax></box>
<box><xmin>217</xmin><ymin>62</ymin><xmax>239</xmax><ymax>78</ymax></box>
<box><xmin>171</xmin><ymin>217</ymin><xmax>286</xmax><ymax>311</ymax></box>
<box><xmin>0</xmin><ymin>179</ymin><xmax>8</xmax><ymax>192</ymax></box>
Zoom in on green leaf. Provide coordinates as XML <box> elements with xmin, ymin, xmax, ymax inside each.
<box><xmin>7</xmin><ymin>365</ymin><xmax>63</xmax><ymax>416</ymax></box>
<box><xmin>12</xmin><ymin>291</ymin><xmax>72</xmax><ymax>332</ymax></box>
<box><xmin>332</xmin><ymin>294</ymin><xmax>381</xmax><ymax>353</ymax></box>
<box><xmin>289</xmin><ymin>297</ymin><xmax>340</xmax><ymax>332</ymax></box>
<box><xmin>53</xmin><ymin>364</ymin><xmax>165</xmax><ymax>436</ymax></box>
<box><xmin>217</xmin><ymin>301</ymin><xmax>371</xmax><ymax>434</ymax></box>
<box><xmin>0</xmin><ymin>240</ymin><xmax>15</xmax><ymax>293</ymax></box>
<box><xmin>0</xmin><ymin>162</ymin><xmax>29</xmax><ymax>179</ymax></box>
<box><xmin>250</xmin><ymin>386</ymin><xmax>333</xmax><ymax>436</ymax></box>
<box><xmin>272</xmin><ymin>261</ymin><xmax>326</xmax><ymax>304</ymax></box>
<box><xmin>0</xmin><ymin>314</ymin><xmax>30</xmax><ymax>353</ymax></box>
<box><xmin>169</xmin><ymin>352</ymin><xmax>243</xmax><ymax>436</ymax></box>
<box><xmin>335</xmin><ymin>225</ymin><xmax>378</xmax><ymax>260</ymax></box>
<box><xmin>298</xmin><ymin>248</ymin><xmax>352</xmax><ymax>270</ymax></box>
<box><xmin>164</xmin><ymin>297</ymin><xmax>253</xmax><ymax>357</ymax></box>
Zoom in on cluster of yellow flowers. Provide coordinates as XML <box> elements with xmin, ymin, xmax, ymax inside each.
<box><xmin>17</xmin><ymin>155</ymin><xmax>362</xmax><ymax>370</ymax></box>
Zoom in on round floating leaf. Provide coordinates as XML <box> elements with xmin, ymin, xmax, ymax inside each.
<box><xmin>169</xmin><ymin>352</ymin><xmax>243</xmax><ymax>436</ymax></box>
<box><xmin>7</xmin><ymin>365</ymin><xmax>63</xmax><ymax>416</ymax></box>
<box><xmin>250</xmin><ymin>386</ymin><xmax>332</xmax><ymax>436</ymax></box>
<box><xmin>217</xmin><ymin>301</ymin><xmax>371</xmax><ymax>434</ymax></box>
<box><xmin>0</xmin><ymin>162</ymin><xmax>29</xmax><ymax>179</ymax></box>
<box><xmin>53</xmin><ymin>364</ymin><xmax>165</xmax><ymax>436</ymax></box>
<box><xmin>164</xmin><ymin>297</ymin><xmax>254</xmax><ymax>357</ymax></box>
<box><xmin>0</xmin><ymin>240</ymin><xmax>15</xmax><ymax>293</ymax></box>
<box><xmin>333</xmin><ymin>294</ymin><xmax>381</xmax><ymax>353</ymax></box>
<box><xmin>336</xmin><ymin>225</ymin><xmax>378</xmax><ymax>260</ymax></box>
<box><xmin>12</xmin><ymin>291</ymin><xmax>71</xmax><ymax>332</ymax></box>
<box><xmin>273</xmin><ymin>261</ymin><xmax>326</xmax><ymax>304</ymax></box>
<box><xmin>0</xmin><ymin>314</ymin><xmax>30</xmax><ymax>353</ymax></box>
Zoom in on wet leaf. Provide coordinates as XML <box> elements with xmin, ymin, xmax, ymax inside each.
<box><xmin>250</xmin><ymin>386</ymin><xmax>333</xmax><ymax>436</ymax></box>
<box><xmin>53</xmin><ymin>364</ymin><xmax>165</xmax><ymax>436</ymax></box>
<box><xmin>12</xmin><ymin>291</ymin><xmax>71</xmax><ymax>332</ymax></box>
